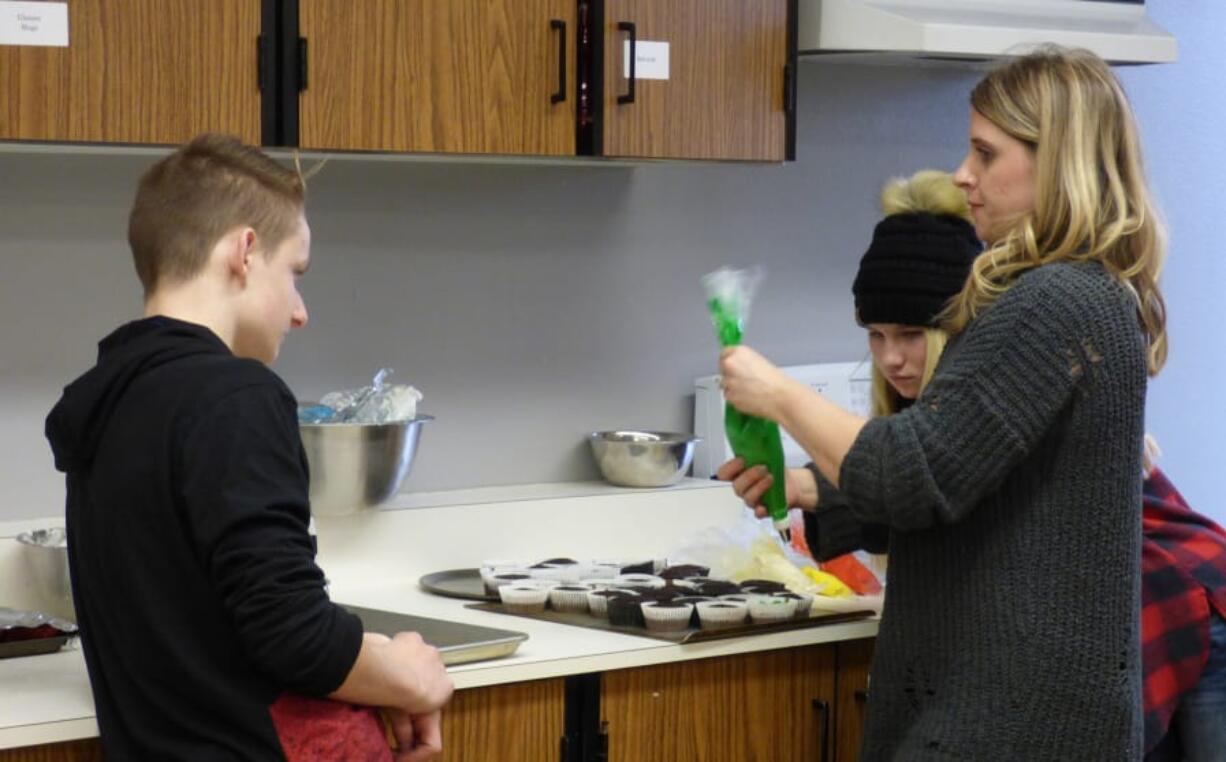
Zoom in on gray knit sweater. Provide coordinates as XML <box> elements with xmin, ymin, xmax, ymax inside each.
<box><xmin>835</xmin><ymin>261</ymin><xmax>1147</xmax><ymax>760</ymax></box>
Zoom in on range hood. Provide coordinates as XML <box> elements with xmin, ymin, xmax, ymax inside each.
<box><xmin>798</xmin><ymin>0</ymin><xmax>1177</xmax><ymax>65</ymax></box>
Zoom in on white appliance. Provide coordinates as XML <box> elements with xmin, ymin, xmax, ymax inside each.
<box><xmin>693</xmin><ymin>361</ymin><xmax>873</xmax><ymax>479</ymax></box>
<box><xmin>798</xmin><ymin>0</ymin><xmax>1177</xmax><ymax>65</ymax></box>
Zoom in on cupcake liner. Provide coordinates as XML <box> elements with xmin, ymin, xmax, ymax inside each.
<box><xmin>673</xmin><ymin>596</ymin><xmax>713</xmax><ymax>627</ymax></box>
<box><xmin>748</xmin><ymin>595</ymin><xmax>797</xmax><ymax>622</ymax></box>
<box><xmin>586</xmin><ymin>589</ymin><xmax>623</xmax><ymax>618</ymax></box>
<box><xmin>549</xmin><ymin>585</ymin><xmax>593</xmax><ymax>613</ymax></box>
<box><xmin>499</xmin><ymin>585</ymin><xmax>549</xmax><ymax>613</ymax></box>
<box><xmin>641</xmin><ymin>602</ymin><xmax>695</xmax><ymax>632</ymax></box>
<box><xmin>696</xmin><ymin>600</ymin><xmax>749</xmax><ymax>630</ymax></box>
<box><xmin>484</xmin><ymin>572</ymin><xmax>532</xmax><ymax>595</ymax></box>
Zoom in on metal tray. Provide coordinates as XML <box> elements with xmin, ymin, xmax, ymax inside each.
<box><xmin>465</xmin><ymin>602</ymin><xmax>875</xmax><ymax>644</ymax></box>
<box><xmin>419</xmin><ymin>568</ymin><xmax>497</xmax><ymax>602</ymax></box>
<box><xmin>0</xmin><ymin>634</ymin><xmax>73</xmax><ymax>659</ymax></box>
<box><xmin>340</xmin><ymin>604</ymin><xmax>527</xmax><ymax>665</ymax></box>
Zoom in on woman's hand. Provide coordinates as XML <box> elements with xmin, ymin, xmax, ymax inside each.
<box><xmin>719</xmin><ymin>346</ymin><xmax>799</xmax><ymax>422</ymax></box>
<box><xmin>716</xmin><ymin>458</ymin><xmax>819</xmax><ymax>514</ymax></box>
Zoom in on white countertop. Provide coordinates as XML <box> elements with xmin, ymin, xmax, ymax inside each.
<box><xmin>0</xmin><ymin>480</ymin><xmax>880</xmax><ymax>750</ymax></box>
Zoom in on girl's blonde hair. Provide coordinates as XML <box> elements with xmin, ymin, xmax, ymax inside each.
<box><xmin>941</xmin><ymin>46</ymin><xmax>1168</xmax><ymax>376</ymax></box>
<box><xmin>869</xmin><ymin>328</ymin><xmax>949</xmax><ymax>416</ymax></box>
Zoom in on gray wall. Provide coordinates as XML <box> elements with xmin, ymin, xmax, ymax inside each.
<box><xmin>3</xmin><ymin>0</ymin><xmax>1220</xmax><ymax>523</ymax></box>
<box><xmin>0</xmin><ymin>62</ymin><xmax>976</xmax><ymax>521</ymax></box>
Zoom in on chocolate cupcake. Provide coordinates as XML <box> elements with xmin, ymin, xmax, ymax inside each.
<box><xmin>619</xmin><ymin>560</ymin><xmax>655</xmax><ymax>575</ymax></box>
<box><xmin>696</xmin><ymin>600</ymin><xmax>749</xmax><ymax>630</ymax></box>
<box><xmin>499</xmin><ymin>585</ymin><xmax>549</xmax><ymax>614</ymax></box>
<box><xmin>485</xmin><ymin>572</ymin><xmax>532</xmax><ymax>595</ymax></box>
<box><xmin>697</xmin><ymin>580</ymin><xmax>742</xmax><ymax>597</ymax></box>
<box><xmin>606</xmin><ymin>591</ymin><xmax>647</xmax><ymax>628</ymax></box>
<box><xmin>659</xmin><ymin>564</ymin><xmax>711</xmax><ymax>580</ymax></box>
<box><xmin>586</xmin><ymin>589</ymin><xmax>623</xmax><ymax>619</ymax></box>
<box><xmin>748</xmin><ymin>595</ymin><xmax>796</xmax><ymax>622</ymax></box>
<box><xmin>774</xmin><ymin>592</ymin><xmax>814</xmax><ymax>618</ymax></box>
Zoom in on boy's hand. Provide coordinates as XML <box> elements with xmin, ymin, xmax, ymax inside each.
<box><xmin>389</xmin><ymin>632</ymin><xmax>454</xmax><ymax>713</ymax></box>
<box><xmin>389</xmin><ymin>708</ymin><xmax>443</xmax><ymax>762</ymax></box>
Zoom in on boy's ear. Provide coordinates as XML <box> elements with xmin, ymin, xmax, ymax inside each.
<box><xmin>223</xmin><ymin>228</ymin><xmax>259</xmax><ymax>285</ymax></box>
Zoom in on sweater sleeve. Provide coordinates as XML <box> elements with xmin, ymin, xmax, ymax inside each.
<box><xmin>802</xmin><ymin>463</ymin><xmax>889</xmax><ymax>560</ymax></box>
<box><xmin>839</xmin><ymin>266</ymin><xmax>1111</xmax><ymax>531</ymax></box>
<box><xmin>179</xmin><ymin>381</ymin><xmax>363</xmax><ymax>697</ymax></box>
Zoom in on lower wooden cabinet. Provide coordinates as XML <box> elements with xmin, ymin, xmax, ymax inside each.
<box><xmin>0</xmin><ymin>739</ymin><xmax>102</xmax><ymax>762</ymax></box>
<box><xmin>834</xmin><ymin>638</ymin><xmax>874</xmax><ymax>762</ymax></box>
<box><xmin>439</xmin><ymin>677</ymin><xmax>566</xmax><ymax>762</ymax></box>
<box><xmin>2</xmin><ymin>641</ymin><xmax>874</xmax><ymax>762</ymax></box>
<box><xmin>602</xmin><ymin>646</ymin><xmax>838</xmax><ymax>762</ymax></box>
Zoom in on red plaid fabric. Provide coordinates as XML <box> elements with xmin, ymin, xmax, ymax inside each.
<box><xmin>1141</xmin><ymin>467</ymin><xmax>1226</xmax><ymax>752</ymax></box>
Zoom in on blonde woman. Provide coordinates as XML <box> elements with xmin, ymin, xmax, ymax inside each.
<box><xmin>719</xmin><ymin>47</ymin><xmax>1165</xmax><ymax>759</ymax></box>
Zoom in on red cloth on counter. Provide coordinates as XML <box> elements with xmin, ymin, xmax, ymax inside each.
<box><xmin>1140</xmin><ymin>467</ymin><xmax>1226</xmax><ymax>752</ymax></box>
<box><xmin>270</xmin><ymin>693</ymin><xmax>393</xmax><ymax>762</ymax></box>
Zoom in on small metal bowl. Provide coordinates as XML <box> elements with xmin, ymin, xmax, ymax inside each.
<box><xmin>588</xmin><ymin>431</ymin><xmax>700</xmax><ymax>488</ymax></box>
<box><xmin>299</xmin><ymin>415</ymin><xmax>432</xmax><ymax>516</ymax></box>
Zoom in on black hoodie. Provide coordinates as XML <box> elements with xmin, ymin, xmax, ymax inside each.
<box><xmin>46</xmin><ymin>316</ymin><xmax>362</xmax><ymax>761</ymax></box>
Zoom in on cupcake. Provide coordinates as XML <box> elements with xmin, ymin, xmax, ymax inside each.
<box><xmin>619</xmin><ymin>560</ymin><xmax>655</xmax><ymax>575</ymax></box>
<box><xmin>484</xmin><ymin>572</ymin><xmax>532</xmax><ymax>595</ymax></box>
<box><xmin>696</xmin><ymin>600</ymin><xmax>749</xmax><ymax>630</ymax></box>
<box><xmin>548</xmin><ymin>584</ymin><xmax>593</xmax><ymax>613</ymax></box>
<box><xmin>748</xmin><ymin>595</ymin><xmax>797</xmax><ymax>623</ymax></box>
<box><xmin>773</xmin><ymin>592</ymin><xmax>814</xmax><ymax>618</ymax></box>
<box><xmin>697</xmin><ymin>580</ymin><xmax>742</xmax><ymax>597</ymax></box>
<box><xmin>641</xmin><ymin>601</ymin><xmax>695</xmax><ymax>632</ymax></box>
<box><xmin>499</xmin><ymin>585</ymin><xmax>549</xmax><ymax>614</ymax></box>
<box><xmin>606</xmin><ymin>591</ymin><xmax>647</xmax><ymax>627</ymax></box>
<box><xmin>586</xmin><ymin>589</ymin><xmax>623</xmax><ymax>619</ymax></box>
<box><xmin>659</xmin><ymin>564</ymin><xmax>711</xmax><ymax>580</ymax></box>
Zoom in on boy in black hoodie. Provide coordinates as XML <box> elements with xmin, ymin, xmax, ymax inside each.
<box><xmin>45</xmin><ymin>134</ymin><xmax>452</xmax><ymax>761</ymax></box>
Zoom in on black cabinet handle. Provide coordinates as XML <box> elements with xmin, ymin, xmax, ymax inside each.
<box><xmin>550</xmin><ymin>20</ymin><xmax>567</xmax><ymax>104</ymax></box>
<box><xmin>617</xmin><ymin>21</ymin><xmax>636</xmax><ymax>105</ymax></box>
<box><xmin>812</xmin><ymin>699</ymin><xmax>831</xmax><ymax>762</ymax></box>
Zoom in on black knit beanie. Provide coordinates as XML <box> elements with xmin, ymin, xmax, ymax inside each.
<box><xmin>851</xmin><ymin>212</ymin><xmax>983</xmax><ymax>327</ymax></box>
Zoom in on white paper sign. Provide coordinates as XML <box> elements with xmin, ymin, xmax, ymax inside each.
<box><xmin>0</xmin><ymin>1</ymin><xmax>68</xmax><ymax>47</ymax></box>
<box><xmin>623</xmin><ymin>40</ymin><xmax>670</xmax><ymax>81</ymax></box>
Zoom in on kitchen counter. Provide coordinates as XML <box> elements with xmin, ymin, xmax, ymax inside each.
<box><xmin>0</xmin><ymin>480</ymin><xmax>880</xmax><ymax>749</ymax></box>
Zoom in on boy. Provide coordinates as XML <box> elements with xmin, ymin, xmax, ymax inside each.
<box><xmin>45</xmin><ymin>134</ymin><xmax>452</xmax><ymax>761</ymax></box>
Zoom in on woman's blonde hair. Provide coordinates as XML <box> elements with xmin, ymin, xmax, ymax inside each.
<box><xmin>941</xmin><ymin>46</ymin><xmax>1168</xmax><ymax>376</ymax></box>
<box><xmin>869</xmin><ymin>328</ymin><xmax>949</xmax><ymax>416</ymax></box>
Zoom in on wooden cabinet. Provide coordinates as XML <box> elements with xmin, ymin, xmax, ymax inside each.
<box><xmin>439</xmin><ymin>678</ymin><xmax>566</xmax><ymax>762</ymax></box>
<box><xmin>601</xmin><ymin>645</ymin><xmax>838</xmax><ymax>762</ymax></box>
<box><xmin>834</xmin><ymin>638</ymin><xmax>874</xmax><ymax>762</ymax></box>
<box><xmin>0</xmin><ymin>0</ymin><xmax>264</xmax><ymax>145</ymax></box>
<box><xmin>0</xmin><ymin>739</ymin><xmax>102</xmax><ymax>762</ymax></box>
<box><xmin>594</xmin><ymin>0</ymin><xmax>793</xmax><ymax>161</ymax></box>
<box><xmin>297</xmin><ymin>0</ymin><xmax>578</xmax><ymax>156</ymax></box>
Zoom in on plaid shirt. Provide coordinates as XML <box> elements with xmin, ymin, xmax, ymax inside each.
<box><xmin>1141</xmin><ymin>467</ymin><xmax>1226</xmax><ymax>752</ymax></box>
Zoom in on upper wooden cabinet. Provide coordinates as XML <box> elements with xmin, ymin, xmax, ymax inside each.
<box><xmin>593</xmin><ymin>0</ymin><xmax>793</xmax><ymax>161</ymax></box>
<box><xmin>0</xmin><ymin>0</ymin><xmax>264</xmax><ymax>145</ymax></box>
<box><xmin>297</xmin><ymin>0</ymin><xmax>578</xmax><ymax>156</ymax></box>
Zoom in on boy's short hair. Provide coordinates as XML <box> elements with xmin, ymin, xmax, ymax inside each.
<box><xmin>128</xmin><ymin>133</ymin><xmax>306</xmax><ymax>296</ymax></box>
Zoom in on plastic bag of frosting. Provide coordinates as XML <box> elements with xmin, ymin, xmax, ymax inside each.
<box><xmin>702</xmin><ymin>267</ymin><xmax>789</xmax><ymax>535</ymax></box>
<box><xmin>300</xmin><ymin>367</ymin><xmax>423</xmax><ymax>424</ymax></box>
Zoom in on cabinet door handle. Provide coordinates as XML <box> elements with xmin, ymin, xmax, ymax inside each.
<box><xmin>617</xmin><ymin>21</ymin><xmax>636</xmax><ymax>105</ymax></box>
<box><xmin>812</xmin><ymin>699</ymin><xmax>831</xmax><ymax>762</ymax></box>
<box><xmin>551</xmin><ymin>20</ymin><xmax>567</xmax><ymax>104</ymax></box>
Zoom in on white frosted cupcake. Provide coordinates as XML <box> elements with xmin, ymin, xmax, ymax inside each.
<box><xmin>696</xmin><ymin>600</ymin><xmax>749</xmax><ymax>630</ymax></box>
<box><xmin>641</xmin><ymin>601</ymin><xmax>695</xmax><ymax>632</ymax></box>
<box><xmin>549</xmin><ymin>584</ymin><xmax>593</xmax><ymax>613</ymax></box>
<box><xmin>499</xmin><ymin>585</ymin><xmax>549</xmax><ymax>613</ymax></box>
<box><xmin>748</xmin><ymin>595</ymin><xmax>797</xmax><ymax>622</ymax></box>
